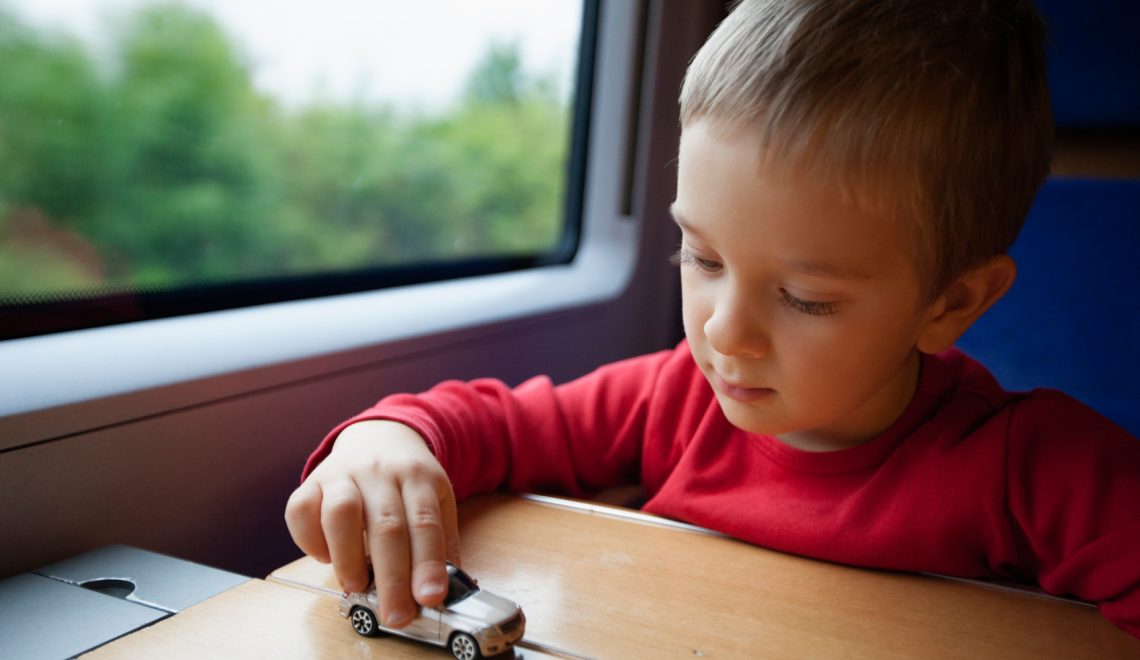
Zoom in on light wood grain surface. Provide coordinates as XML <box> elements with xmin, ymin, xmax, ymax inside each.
<box><xmin>91</xmin><ymin>494</ymin><xmax>1140</xmax><ymax>659</ymax></box>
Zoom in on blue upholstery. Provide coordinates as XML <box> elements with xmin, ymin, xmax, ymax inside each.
<box><xmin>955</xmin><ymin>178</ymin><xmax>1140</xmax><ymax>436</ymax></box>
<box><xmin>1035</xmin><ymin>0</ymin><xmax>1140</xmax><ymax>128</ymax></box>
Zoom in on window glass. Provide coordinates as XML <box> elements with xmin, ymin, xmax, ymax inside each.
<box><xmin>0</xmin><ymin>0</ymin><xmax>589</xmax><ymax>338</ymax></box>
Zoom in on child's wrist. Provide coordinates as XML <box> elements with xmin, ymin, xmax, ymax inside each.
<box><xmin>335</xmin><ymin>419</ymin><xmax>429</xmax><ymax>454</ymax></box>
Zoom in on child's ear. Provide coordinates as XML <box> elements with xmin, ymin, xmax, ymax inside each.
<box><xmin>916</xmin><ymin>255</ymin><xmax>1017</xmax><ymax>354</ymax></box>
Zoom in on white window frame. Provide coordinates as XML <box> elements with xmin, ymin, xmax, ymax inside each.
<box><xmin>0</xmin><ymin>1</ymin><xmax>646</xmax><ymax>451</ymax></box>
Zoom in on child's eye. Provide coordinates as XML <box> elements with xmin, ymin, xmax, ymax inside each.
<box><xmin>670</xmin><ymin>247</ymin><xmax>722</xmax><ymax>273</ymax></box>
<box><xmin>779</xmin><ymin>288</ymin><xmax>838</xmax><ymax>316</ymax></box>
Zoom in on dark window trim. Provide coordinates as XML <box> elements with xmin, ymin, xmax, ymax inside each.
<box><xmin>0</xmin><ymin>0</ymin><xmax>600</xmax><ymax>341</ymax></box>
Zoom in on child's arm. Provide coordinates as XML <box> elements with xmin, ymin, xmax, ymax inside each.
<box><xmin>286</xmin><ymin>344</ymin><xmax>693</xmax><ymax>629</ymax></box>
<box><xmin>1006</xmin><ymin>393</ymin><xmax>1140</xmax><ymax>639</ymax></box>
<box><xmin>285</xmin><ymin>420</ymin><xmax>459</xmax><ymax>630</ymax></box>
<box><xmin>300</xmin><ymin>344</ymin><xmax>692</xmax><ymax>500</ymax></box>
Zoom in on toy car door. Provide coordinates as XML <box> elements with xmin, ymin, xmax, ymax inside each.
<box><xmin>406</xmin><ymin>606</ymin><xmax>442</xmax><ymax>642</ymax></box>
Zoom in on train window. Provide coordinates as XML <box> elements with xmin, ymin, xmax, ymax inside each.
<box><xmin>0</xmin><ymin>0</ymin><xmax>596</xmax><ymax>339</ymax></box>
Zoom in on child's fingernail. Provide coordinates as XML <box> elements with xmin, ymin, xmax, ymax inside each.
<box><xmin>420</xmin><ymin>581</ymin><xmax>445</xmax><ymax>598</ymax></box>
<box><xmin>386</xmin><ymin>607</ymin><xmax>413</xmax><ymax>626</ymax></box>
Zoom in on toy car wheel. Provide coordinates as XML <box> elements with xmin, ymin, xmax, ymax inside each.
<box><xmin>349</xmin><ymin>606</ymin><xmax>380</xmax><ymax>637</ymax></box>
<box><xmin>449</xmin><ymin>632</ymin><xmax>481</xmax><ymax>660</ymax></box>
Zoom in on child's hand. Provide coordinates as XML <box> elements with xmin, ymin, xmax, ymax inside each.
<box><xmin>284</xmin><ymin>420</ymin><xmax>460</xmax><ymax>628</ymax></box>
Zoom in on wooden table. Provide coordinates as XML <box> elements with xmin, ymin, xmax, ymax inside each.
<box><xmin>88</xmin><ymin>494</ymin><xmax>1140</xmax><ymax>659</ymax></box>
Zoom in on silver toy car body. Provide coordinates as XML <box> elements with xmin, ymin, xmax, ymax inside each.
<box><xmin>339</xmin><ymin>563</ymin><xmax>525</xmax><ymax>659</ymax></box>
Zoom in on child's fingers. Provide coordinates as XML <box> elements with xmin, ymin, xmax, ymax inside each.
<box><xmin>440</xmin><ymin>482</ymin><xmax>462</xmax><ymax>567</ymax></box>
<box><xmin>319</xmin><ymin>480</ymin><xmax>369</xmax><ymax>594</ymax></box>
<box><xmin>284</xmin><ymin>481</ymin><xmax>331</xmax><ymax>563</ymax></box>
<box><xmin>401</xmin><ymin>478</ymin><xmax>450</xmax><ymax>608</ymax></box>
<box><xmin>363</xmin><ymin>480</ymin><xmax>417</xmax><ymax>628</ymax></box>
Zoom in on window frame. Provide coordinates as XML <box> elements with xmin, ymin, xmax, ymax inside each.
<box><xmin>0</xmin><ymin>0</ymin><xmax>649</xmax><ymax>452</ymax></box>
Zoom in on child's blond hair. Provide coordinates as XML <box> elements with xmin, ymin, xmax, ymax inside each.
<box><xmin>680</xmin><ymin>0</ymin><xmax>1053</xmax><ymax>301</ymax></box>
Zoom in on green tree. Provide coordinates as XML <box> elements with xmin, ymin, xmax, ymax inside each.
<box><xmin>93</xmin><ymin>3</ymin><xmax>282</xmax><ymax>285</ymax></box>
<box><xmin>273</xmin><ymin>40</ymin><xmax>569</xmax><ymax>270</ymax></box>
<box><xmin>0</xmin><ymin>9</ymin><xmax>109</xmax><ymax>292</ymax></box>
<box><xmin>444</xmin><ymin>40</ymin><xmax>569</xmax><ymax>254</ymax></box>
<box><xmin>0</xmin><ymin>10</ymin><xmax>105</xmax><ymax>221</ymax></box>
<box><xmin>464</xmin><ymin>40</ymin><xmax>527</xmax><ymax>106</ymax></box>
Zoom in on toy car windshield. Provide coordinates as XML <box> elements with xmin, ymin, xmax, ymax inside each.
<box><xmin>444</xmin><ymin>568</ymin><xmax>479</xmax><ymax>606</ymax></box>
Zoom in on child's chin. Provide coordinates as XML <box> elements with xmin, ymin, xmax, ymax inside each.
<box><xmin>715</xmin><ymin>399</ymin><xmax>790</xmax><ymax>437</ymax></box>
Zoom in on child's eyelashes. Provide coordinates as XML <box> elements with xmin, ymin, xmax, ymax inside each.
<box><xmin>779</xmin><ymin>288</ymin><xmax>838</xmax><ymax>316</ymax></box>
<box><xmin>673</xmin><ymin>247</ymin><xmax>839</xmax><ymax>316</ymax></box>
<box><xmin>670</xmin><ymin>247</ymin><xmax>722</xmax><ymax>273</ymax></box>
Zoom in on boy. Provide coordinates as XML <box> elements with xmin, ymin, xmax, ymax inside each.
<box><xmin>286</xmin><ymin>0</ymin><xmax>1140</xmax><ymax>639</ymax></box>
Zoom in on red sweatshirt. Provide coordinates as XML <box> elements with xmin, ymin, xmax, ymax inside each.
<box><xmin>304</xmin><ymin>342</ymin><xmax>1140</xmax><ymax>638</ymax></box>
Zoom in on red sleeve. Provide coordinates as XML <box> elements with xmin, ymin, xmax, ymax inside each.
<box><xmin>302</xmin><ymin>343</ymin><xmax>691</xmax><ymax>500</ymax></box>
<box><xmin>1005</xmin><ymin>391</ymin><xmax>1140</xmax><ymax>639</ymax></box>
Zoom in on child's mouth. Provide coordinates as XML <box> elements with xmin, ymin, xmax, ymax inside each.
<box><xmin>713</xmin><ymin>373</ymin><xmax>774</xmax><ymax>402</ymax></box>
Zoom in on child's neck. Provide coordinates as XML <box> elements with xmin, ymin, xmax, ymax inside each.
<box><xmin>775</xmin><ymin>350</ymin><xmax>923</xmax><ymax>452</ymax></box>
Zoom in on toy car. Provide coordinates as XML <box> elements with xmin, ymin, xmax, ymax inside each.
<box><xmin>339</xmin><ymin>563</ymin><xmax>525</xmax><ymax>659</ymax></box>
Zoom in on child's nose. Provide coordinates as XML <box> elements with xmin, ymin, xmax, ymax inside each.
<box><xmin>704</xmin><ymin>292</ymin><xmax>770</xmax><ymax>358</ymax></box>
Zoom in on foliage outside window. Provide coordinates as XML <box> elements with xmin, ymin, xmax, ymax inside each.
<box><xmin>0</xmin><ymin>1</ymin><xmax>588</xmax><ymax>338</ymax></box>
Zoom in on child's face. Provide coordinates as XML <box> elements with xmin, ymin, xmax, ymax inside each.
<box><xmin>673</xmin><ymin>120</ymin><xmax>936</xmax><ymax>451</ymax></box>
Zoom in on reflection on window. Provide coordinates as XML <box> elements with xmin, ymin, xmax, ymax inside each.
<box><xmin>0</xmin><ymin>0</ymin><xmax>587</xmax><ymax>336</ymax></box>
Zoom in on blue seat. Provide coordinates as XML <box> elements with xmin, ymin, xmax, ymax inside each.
<box><xmin>955</xmin><ymin>178</ymin><xmax>1140</xmax><ymax>436</ymax></box>
<box><xmin>1034</xmin><ymin>0</ymin><xmax>1140</xmax><ymax>128</ymax></box>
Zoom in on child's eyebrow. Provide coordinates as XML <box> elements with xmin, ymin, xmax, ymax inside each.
<box><xmin>781</xmin><ymin>258</ymin><xmax>873</xmax><ymax>281</ymax></box>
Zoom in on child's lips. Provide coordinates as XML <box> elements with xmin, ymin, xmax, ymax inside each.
<box><xmin>713</xmin><ymin>373</ymin><xmax>774</xmax><ymax>402</ymax></box>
